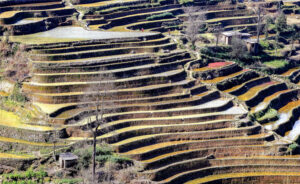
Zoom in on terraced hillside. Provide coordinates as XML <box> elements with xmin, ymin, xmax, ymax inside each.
<box><xmin>23</xmin><ymin>32</ymin><xmax>300</xmax><ymax>183</ymax></box>
<box><xmin>194</xmin><ymin>61</ymin><xmax>300</xmax><ymax>143</ymax></box>
<box><xmin>77</xmin><ymin>0</ymin><xmax>264</xmax><ymax>33</ymax></box>
<box><xmin>0</xmin><ymin>0</ymin><xmax>76</xmax><ymax>35</ymax></box>
<box><xmin>1</xmin><ymin>0</ymin><xmax>300</xmax><ymax>183</ymax></box>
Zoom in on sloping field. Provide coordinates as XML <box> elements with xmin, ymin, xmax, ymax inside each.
<box><xmin>1</xmin><ymin>0</ymin><xmax>300</xmax><ymax>183</ymax></box>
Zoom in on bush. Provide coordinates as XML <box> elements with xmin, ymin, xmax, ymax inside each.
<box><xmin>260</xmin><ymin>40</ymin><xmax>275</xmax><ymax>50</ymax></box>
<box><xmin>55</xmin><ymin>178</ymin><xmax>83</xmax><ymax>184</ymax></box>
<box><xmin>263</xmin><ymin>59</ymin><xmax>288</xmax><ymax>68</ymax></box>
<box><xmin>74</xmin><ymin>148</ymin><xmax>92</xmax><ymax>168</ymax></box>
<box><xmin>146</xmin><ymin>12</ymin><xmax>174</xmax><ymax>21</ymax></box>
<box><xmin>3</xmin><ymin>169</ymin><xmax>47</xmax><ymax>183</ymax></box>
<box><xmin>73</xmin><ymin>144</ymin><xmax>132</xmax><ymax>169</ymax></box>
<box><xmin>250</xmin><ymin>108</ymin><xmax>278</xmax><ymax>123</ymax></box>
<box><xmin>178</xmin><ymin>0</ymin><xmax>193</xmax><ymax>5</ymax></box>
<box><xmin>10</xmin><ymin>84</ymin><xmax>26</xmax><ymax>104</ymax></box>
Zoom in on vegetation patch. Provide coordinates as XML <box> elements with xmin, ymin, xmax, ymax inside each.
<box><xmin>263</xmin><ymin>59</ymin><xmax>288</xmax><ymax>69</ymax></box>
<box><xmin>54</xmin><ymin>178</ymin><xmax>83</xmax><ymax>184</ymax></box>
<box><xmin>146</xmin><ymin>12</ymin><xmax>174</xmax><ymax>21</ymax></box>
<box><xmin>73</xmin><ymin>143</ymin><xmax>132</xmax><ymax>169</ymax></box>
<box><xmin>251</xmin><ymin>108</ymin><xmax>278</xmax><ymax>123</ymax></box>
<box><xmin>2</xmin><ymin>169</ymin><xmax>47</xmax><ymax>184</ymax></box>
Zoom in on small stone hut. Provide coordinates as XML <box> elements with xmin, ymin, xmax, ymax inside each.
<box><xmin>245</xmin><ymin>38</ymin><xmax>259</xmax><ymax>54</ymax></box>
<box><xmin>59</xmin><ymin>152</ymin><xmax>78</xmax><ymax>169</ymax></box>
<box><xmin>221</xmin><ymin>31</ymin><xmax>251</xmax><ymax>45</ymax></box>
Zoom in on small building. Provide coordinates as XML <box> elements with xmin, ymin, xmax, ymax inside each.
<box><xmin>59</xmin><ymin>152</ymin><xmax>78</xmax><ymax>169</ymax></box>
<box><xmin>245</xmin><ymin>39</ymin><xmax>259</xmax><ymax>54</ymax></box>
<box><xmin>221</xmin><ymin>31</ymin><xmax>251</xmax><ymax>45</ymax></box>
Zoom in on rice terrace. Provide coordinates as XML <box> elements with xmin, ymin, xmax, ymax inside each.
<box><xmin>1</xmin><ymin>0</ymin><xmax>300</xmax><ymax>183</ymax></box>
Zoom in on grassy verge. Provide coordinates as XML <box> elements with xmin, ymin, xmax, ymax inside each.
<box><xmin>263</xmin><ymin>59</ymin><xmax>288</xmax><ymax>68</ymax></box>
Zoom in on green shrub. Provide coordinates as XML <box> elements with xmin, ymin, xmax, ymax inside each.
<box><xmin>9</xmin><ymin>84</ymin><xmax>26</xmax><ymax>104</ymax></box>
<box><xmin>260</xmin><ymin>40</ymin><xmax>275</xmax><ymax>50</ymax></box>
<box><xmin>178</xmin><ymin>0</ymin><xmax>193</xmax><ymax>5</ymax></box>
<box><xmin>109</xmin><ymin>155</ymin><xmax>132</xmax><ymax>164</ymax></box>
<box><xmin>263</xmin><ymin>59</ymin><xmax>288</xmax><ymax>68</ymax></box>
<box><xmin>74</xmin><ymin>148</ymin><xmax>92</xmax><ymax>168</ymax></box>
<box><xmin>288</xmin><ymin>142</ymin><xmax>298</xmax><ymax>152</ymax></box>
<box><xmin>55</xmin><ymin>178</ymin><xmax>83</xmax><ymax>184</ymax></box>
<box><xmin>73</xmin><ymin>144</ymin><xmax>132</xmax><ymax>169</ymax></box>
<box><xmin>257</xmin><ymin>108</ymin><xmax>278</xmax><ymax>122</ymax></box>
<box><xmin>3</xmin><ymin>169</ymin><xmax>47</xmax><ymax>183</ymax></box>
<box><xmin>146</xmin><ymin>12</ymin><xmax>174</xmax><ymax>21</ymax></box>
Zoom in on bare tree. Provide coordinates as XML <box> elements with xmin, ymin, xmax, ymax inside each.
<box><xmin>183</xmin><ymin>6</ymin><xmax>206</xmax><ymax>49</ymax></box>
<box><xmin>81</xmin><ymin>73</ymin><xmax>117</xmax><ymax>183</ymax></box>
<box><xmin>231</xmin><ymin>37</ymin><xmax>248</xmax><ymax>60</ymax></box>
<box><xmin>250</xmin><ymin>2</ymin><xmax>267</xmax><ymax>44</ymax></box>
<box><xmin>213</xmin><ymin>23</ymin><xmax>223</xmax><ymax>46</ymax></box>
<box><xmin>49</xmin><ymin>122</ymin><xmax>61</xmax><ymax>162</ymax></box>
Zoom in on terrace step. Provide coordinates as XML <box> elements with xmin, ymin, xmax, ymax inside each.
<box><xmin>101</xmin><ymin>119</ymin><xmax>237</xmax><ymax>143</ymax></box>
<box><xmin>237</xmin><ymin>82</ymin><xmax>287</xmax><ymax>107</ymax></box>
<box><xmin>224</xmin><ymin>23</ymin><xmax>258</xmax><ymax>31</ymax></box>
<box><xmin>94</xmin><ymin>120</ymin><xmax>258</xmax><ymax>149</ymax></box>
<box><xmin>205</xmin><ymin>15</ymin><xmax>257</xmax><ymax>26</ymax></box>
<box><xmin>31</xmin><ymin>58</ymin><xmax>190</xmax><ymax>83</ymax></box>
<box><xmin>71</xmin><ymin>105</ymin><xmax>246</xmax><ymax>130</ymax></box>
<box><xmin>160</xmin><ymin>158</ymin><xmax>300</xmax><ymax>184</ymax></box>
<box><xmin>0</xmin><ymin>152</ymin><xmax>35</xmax><ymax>159</ymax></box>
<box><xmin>226</xmin><ymin>77</ymin><xmax>271</xmax><ymax>95</ymax></box>
<box><xmin>185</xmin><ymin>171</ymin><xmax>300</xmax><ymax>184</ymax></box>
<box><xmin>33</xmin><ymin>82</ymin><xmax>206</xmax><ymax>116</ymax></box>
<box><xmin>144</xmin><ymin>155</ymin><xmax>300</xmax><ymax>182</ymax></box>
<box><xmin>200</xmin><ymin>69</ymin><xmax>247</xmax><ymax>84</ymax></box>
<box><xmin>0</xmin><ymin>136</ymin><xmax>69</xmax><ymax>151</ymax></box>
<box><xmin>141</xmin><ymin>145</ymin><xmax>281</xmax><ymax>171</ymax></box>
<box><xmin>29</xmin><ymin>79</ymin><xmax>196</xmax><ymax>104</ymax></box>
<box><xmin>33</xmin><ymin>53</ymin><xmax>156</xmax><ymax>71</ymax></box>
<box><xmin>33</xmin><ymin>37</ymin><xmax>170</xmax><ymax>54</ymax></box>
<box><xmin>25</xmin><ymin>68</ymin><xmax>187</xmax><ymax>93</ymax></box>
<box><xmin>280</xmin><ymin>66</ymin><xmax>300</xmax><ymax>77</ymax></box>
<box><xmin>29</xmin><ymin>32</ymin><xmax>163</xmax><ymax>49</ymax></box>
<box><xmin>251</xmin><ymin>89</ymin><xmax>292</xmax><ymax>113</ymax></box>
<box><xmin>50</xmin><ymin>87</ymin><xmax>215</xmax><ymax>121</ymax></box>
<box><xmin>216</xmin><ymin>71</ymin><xmax>259</xmax><ymax>92</ymax></box>
<box><xmin>125</xmin><ymin>18</ymin><xmax>180</xmax><ymax>31</ymax></box>
<box><xmin>266</xmin><ymin>99</ymin><xmax>300</xmax><ymax>136</ymax></box>
<box><xmin>113</xmin><ymin>124</ymin><xmax>261</xmax><ymax>155</ymax></box>
<box><xmin>75</xmin><ymin>0</ymin><xmax>149</xmax><ymax>11</ymax></box>
<box><xmin>122</xmin><ymin>133</ymin><xmax>273</xmax><ymax>161</ymax></box>
<box><xmin>101</xmin><ymin>8</ymin><xmax>183</xmax><ymax>30</ymax></box>
<box><xmin>32</xmin><ymin>43</ymin><xmax>177</xmax><ymax>61</ymax></box>
<box><xmin>0</xmin><ymin>7</ymin><xmax>75</xmax><ymax>25</ymax></box>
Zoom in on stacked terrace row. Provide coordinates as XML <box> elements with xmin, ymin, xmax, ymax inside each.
<box><xmin>193</xmin><ymin>61</ymin><xmax>300</xmax><ymax>143</ymax></box>
<box><xmin>76</xmin><ymin>0</ymin><xmax>261</xmax><ymax>33</ymax></box>
<box><xmin>0</xmin><ymin>0</ymin><xmax>76</xmax><ymax>35</ymax></box>
<box><xmin>19</xmin><ymin>32</ymin><xmax>300</xmax><ymax>183</ymax></box>
<box><xmin>275</xmin><ymin>46</ymin><xmax>300</xmax><ymax>85</ymax></box>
